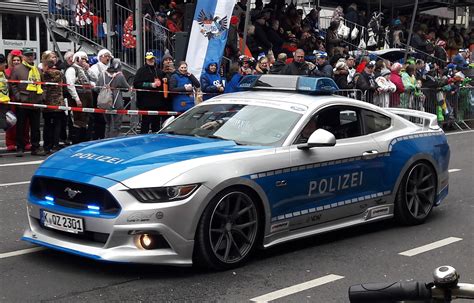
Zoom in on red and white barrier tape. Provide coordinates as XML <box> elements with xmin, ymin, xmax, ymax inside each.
<box><xmin>2</xmin><ymin>79</ymin><xmax>216</xmax><ymax>95</ymax></box>
<box><xmin>6</xmin><ymin>101</ymin><xmax>180</xmax><ymax>116</ymax></box>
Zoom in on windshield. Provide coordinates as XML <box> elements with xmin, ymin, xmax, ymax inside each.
<box><xmin>160</xmin><ymin>103</ymin><xmax>302</xmax><ymax>146</ymax></box>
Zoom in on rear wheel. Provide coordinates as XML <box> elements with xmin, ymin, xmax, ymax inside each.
<box><xmin>194</xmin><ymin>189</ymin><xmax>260</xmax><ymax>270</ymax></box>
<box><xmin>395</xmin><ymin>162</ymin><xmax>437</xmax><ymax>225</ymax></box>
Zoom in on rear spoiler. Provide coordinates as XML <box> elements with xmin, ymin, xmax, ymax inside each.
<box><xmin>385</xmin><ymin>108</ymin><xmax>440</xmax><ymax>131</ymax></box>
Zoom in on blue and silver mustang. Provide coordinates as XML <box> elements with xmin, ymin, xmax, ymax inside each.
<box><xmin>23</xmin><ymin>76</ymin><xmax>450</xmax><ymax>269</ymax></box>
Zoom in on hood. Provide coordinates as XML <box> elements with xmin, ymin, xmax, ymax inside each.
<box><xmin>38</xmin><ymin>134</ymin><xmax>269</xmax><ymax>183</ymax></box>
<box><xmin>205</xmin><ymin>62</ymin><xmax>218</xmax><ymax>73</ymax></box>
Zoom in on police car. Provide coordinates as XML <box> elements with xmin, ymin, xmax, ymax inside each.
<box><xmin>23</xmin><ymin>75</ymin><xmax>450</xmax><ymax>270</ymax></box>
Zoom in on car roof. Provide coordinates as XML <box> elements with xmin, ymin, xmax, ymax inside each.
<box><xmin>207</xmin><ymin>90</ymin><xmax>379</xmax><ymax>113</ymax></box>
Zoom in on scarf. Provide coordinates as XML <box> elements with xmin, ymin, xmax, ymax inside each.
<box><xmin>23</xmin><ymin>61</ymin><xmax>43</xmax><ymax>95</ymax></box>
<box><xmin>0</xmin><ymin>71</ymin><xmax>10</xmax><ymax>103</ymax></box>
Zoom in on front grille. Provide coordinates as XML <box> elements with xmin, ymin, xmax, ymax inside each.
<box><xmin>34</xmin><ymin>218</ymin><xmax>109</xmax><ymax>244</ymax></box>
<box><xmin>30</xmin><ymin>176</ymin><xmax>121</xmax><ymax>215</ymax></box>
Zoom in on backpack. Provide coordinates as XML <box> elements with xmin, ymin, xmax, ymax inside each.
<box><xmin>97</xmin><ymin>73</ymin><xmax>118</xmax><ymax>109</ymax></box>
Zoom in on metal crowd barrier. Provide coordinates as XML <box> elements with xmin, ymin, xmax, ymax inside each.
<box><xmin>114</xmin><ymin>4</ymin><xmax>136</xmax><ymax>69</ymax></box>
<box><xmin>49</xmin><ymin>0</ymin><xmax>107</xmax><ymax>45</ymax></box>
<box><xmin>360</xmin><ymin>87</ymin><xmax>473</xmax><ymax>131</ymax></box>
<box><xmin>143</xmin><ymin>16</ymin><xmax>174</xmax><ymax>62</ymax></box>
<box><xmin>335</xmin><ymin>89</ymin><xmax>364</xmax><ymax>101</ymax></box>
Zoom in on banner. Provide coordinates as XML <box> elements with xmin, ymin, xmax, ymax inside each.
<box><xmin>185</xmin><ymin>0</ymin><xmax>236</xmax><ymax>79</ymax></box>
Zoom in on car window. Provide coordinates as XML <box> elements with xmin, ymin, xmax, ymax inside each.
<box><xmin>161</xmin><ymin>104</ymin><xmax>302</xmax><ymax>146</ymax></box>
<box><xmin>362</xmin><ymin>110</ymin><xmax>391</xmax><ymax>134</ymax></box>
<box><xmin>316</xmin><ymin>107</ymin><xmax>362</xmax><ymax>140</ymax></box>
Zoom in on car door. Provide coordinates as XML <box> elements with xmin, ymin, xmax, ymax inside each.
<box><xmin>272</xmin><ymin>105</ymin><xmax>389</xmax><ymax>231</ymax></box>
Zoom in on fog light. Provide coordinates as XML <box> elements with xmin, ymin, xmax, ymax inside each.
<box><xmin>140</xmin><ymin>234</ymin><xmax>153</xmax><ymax>249</ymax></box>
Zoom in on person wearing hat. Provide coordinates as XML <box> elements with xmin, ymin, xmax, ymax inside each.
<box><xmin>356</xmin><ymin>61</ymin><xmax>378</xmax><ymax>104</ymax></box>
<box><xmin>133</xmin><ymin>51</ymin><xmax>167</xmax><ymax>134</ymax></box>
<box><xmin>4</xmin><ymin>50</ymin><xmax>31</xmax><ymax>152</ymax></box>
<box><xmin>6</xmin><ymin>50</ymin><xmax>23</xmax><ymax>77</ymax></box>
<box><xmin>375</xmin><ymin>68</ymin><xmax>396</xmax><ymax>107</ymax></box>
<box><xmin>65</xmin><ymin>51</ymin><xmax>94</xmax><ymax>143</ymax></box>
<box><xmin>434</xmin><ymin>39</ymin><xmax>448</xmax><ymax>68</ymax></box>
<box><xmin>452</xmin><ymin>49</ymin><xmax>469</xmax><ymax>70</ymax></box>
<box><xmin>200</xmin><ymin>62</ymin><xmax>224</xmax><ymax>101</ymax></box>
<box><xmin>90</xmin><ymin>48</ymin><xmax>112</xmax><ymax>82</ymax></box>
<box><xmin>10</xmin><ymin>48</ymin><xmax>45</xmax><ymax>156</ymax></box>
<box><xmin>0</xmin><ymin>54</ymin><xmax>10</xmax><ymax>133</ymax></box>
<box><xmin>95</xmin><ymin>58</ymin><xmax>129</xmax><ymax>138</ymax></box>
<box><xmin>333</xmin><ymin>61</ymin><xmax>353</xmax><ymax>89</ymax></box>
<box><xmin>389</xmin><ymin>62</ymin><xmax>405</xmax><ymax>107</ymax></box>
<box><xmin>89</xmin><ymin>48</ymin><xmax>112</xmax><ymax>139</ymax></box>
<box><xmin>311</xmin><ymin>51</ymin><xmax>333</xmax><ymax>78</ymax></box>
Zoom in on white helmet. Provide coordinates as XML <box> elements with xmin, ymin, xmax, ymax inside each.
<box><xmin>72</xmin><ymin>51</ymin><xmax>88</xmax><ymax>63</ymax></box>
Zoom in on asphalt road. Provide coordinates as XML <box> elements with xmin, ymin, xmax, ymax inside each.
<box><xmin>0</xmin><ymin>131</ymin><xmax>473</xmax><ymax>303</ymax></box>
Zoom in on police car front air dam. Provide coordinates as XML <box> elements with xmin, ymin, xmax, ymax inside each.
<box><xmin>22</xmin><ymin>75</ymin><xmax>450</xmax><ymax>270</ymax></box>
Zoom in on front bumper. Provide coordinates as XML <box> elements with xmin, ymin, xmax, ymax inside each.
<box><xmin>22</xmin><ymin>173</ymin><xmax>212</xmax><ymax>265</ymax></box>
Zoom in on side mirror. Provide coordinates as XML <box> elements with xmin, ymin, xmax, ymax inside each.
<box><xmin>161</xmin><ymin>116</ymin><xmax>175</xmax><ymax>130</ymax></box>
<box><xmin>297</xmin><ymin>129</ymin><xmax>336</xmax><ymax>150</ymax></box>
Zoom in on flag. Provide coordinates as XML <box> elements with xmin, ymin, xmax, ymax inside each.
<box><xmin>185</xmin><ymin>0</ymin><xmax>236</xmax><ymax>79</ymax></box>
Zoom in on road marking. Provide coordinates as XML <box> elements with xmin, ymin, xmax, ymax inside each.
<box><xmin>399</xmin><ymin>237</ymin><xmax>463</xmax><ymax>257</ymax></box>
<box><xmin>0</xmin><ymin>181</ymin><xmax>30</xmax><ymax>187</ymax></box>
<box><xmin>446</xmin><ymin>130</ymin><xmax>474</xmax><ymax>136</ymax></box>
<box><xmin>0</xmin><ymin>160</ymin><xmax>43</xmax><ymax>167</ymax></box>
<box><xmin>0</xmin><ymin>247</ymin><xmax>46</xmax><ymax>259</ymax></box>
<box><xmin>448</xmin><ymin>169</ymin><xmax>461</xmax><ymax>173</ymax></box>
<box><xmin>249</xmin><ymin>274</ymin><xmax>344</xmax><ymax>302</ymax></box>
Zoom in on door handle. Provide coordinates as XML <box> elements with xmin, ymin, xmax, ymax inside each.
<box><xmin>362</xmin><ymin>150</ymin><xmax>379</xmax><ymax>157</ymax></box>
<box><xmin>275</xmin><ymin>180</ymin><xmax>287</xmax><ymax>187</ymax></box>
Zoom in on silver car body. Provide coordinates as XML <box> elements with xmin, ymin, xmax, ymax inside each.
<box><xmin>23</xmin><ymin>90</ymin><xmax>450</xmax><ymax>265</ymax></box>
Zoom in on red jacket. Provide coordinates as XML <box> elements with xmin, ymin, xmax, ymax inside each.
<box><xmin>390</xmin><ymin>71</ymin><xmax>405</xmax><ymax>93</ymax></box>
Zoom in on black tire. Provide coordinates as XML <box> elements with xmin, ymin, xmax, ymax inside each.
<box><xmin>193</xmin><ymin>188</ymin><xmax>260</xmax><ymax>270</ymax></box>
<box><xmin>394</xmin><ymin>162</ymin><xmax>437</xmax><ymax>225</ymax></box>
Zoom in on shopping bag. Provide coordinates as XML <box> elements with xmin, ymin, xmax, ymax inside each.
<box><xmin>351</xmin><ymin>27</ymin><xmax>359</xmax><ymax>40</ymax></box>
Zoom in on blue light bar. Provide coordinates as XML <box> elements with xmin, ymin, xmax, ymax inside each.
<box><xmin>87</xmin><ymin>205</ymin><xmax>100</xmax><ymax>211</ymax></box>
<box><xmin>45</xmin><ymin>195</ymin><xmax>55</xmax><ymax>202</ymax></box>
<box><xmin>297</xmin><ymin>77</ymin><xmax>339</xmax><ymax>94</ymax></box>
<box><xmin>238</xmin><ymin>75</ymin><xmax>338</xmax><ymax>95</ymax></box>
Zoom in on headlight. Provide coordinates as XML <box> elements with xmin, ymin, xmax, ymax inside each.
<box><xmin>129</xmin><ymin>184</ymin><xmax>199</xmax><ymax>203</ymax></box>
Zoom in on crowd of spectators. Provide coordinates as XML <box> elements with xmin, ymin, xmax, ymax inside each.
<box><xmin>221</xmin><ymin>0</ymin><xmax>473</xmax><ymax>122</ymax></box>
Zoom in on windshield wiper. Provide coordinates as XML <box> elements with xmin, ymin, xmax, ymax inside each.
<box><xmin>206</xmin><ymin>135</ymin><xmax>245</xmax><ymax>145</ymax></box>
<box><xmin>161</xmin><ymin>131</ymin><xmax>196</xmax><ymax>137</ymax></box>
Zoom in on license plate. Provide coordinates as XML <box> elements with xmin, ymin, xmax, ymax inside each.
<box><xmin>41</xmin><ymin>210</ymin><xmax>84</xmax><ymax>234</ymax></box>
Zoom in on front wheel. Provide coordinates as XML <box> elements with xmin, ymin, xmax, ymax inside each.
<box><xmin>395</xmin><ymin>162</ymin><xmax>437</xmax><ymax>225</ymax></box>
<box><xmin>193</xmin><ymin>189</ymin><xmax>260</xmax><ymax>270</ymax></box>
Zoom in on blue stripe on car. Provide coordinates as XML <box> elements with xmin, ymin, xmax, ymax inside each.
<box><xmin>246</xmin><ymin>132</ymin><xmax>449</xmax><ymax>221</ymax></box>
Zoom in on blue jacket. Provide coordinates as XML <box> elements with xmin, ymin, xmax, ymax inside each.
<box><xmin>200</xmin><ymin>62</ymin><xmax>224</xmax><ymax>101</ymax></box>
<box><xmin>452</xmin><ymin>53</ymin><xmax>468</xmax><ymax>70</ymax></box>
<box><xmin>169</xmin><ymin>71</ymin><xmax>200</xmax><ymax>112</ymax></box>
<box><xmin>224</xmin><ymin>73</ymin><xmax>243</xmax><ymax>93</ymax></box>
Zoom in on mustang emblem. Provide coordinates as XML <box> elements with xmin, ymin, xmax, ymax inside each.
<box><xmin>197</xmin><ymin>9</ymin><xmax>228</xmax><ymax>40</ymax></box>
<box><xmin>64</xmin><ymin>187</ymin><xmax>82</xmax><ymax>199</ymax></box>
